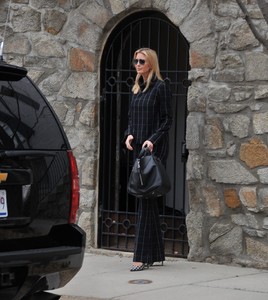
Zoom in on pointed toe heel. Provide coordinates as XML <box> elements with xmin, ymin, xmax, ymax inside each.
<box><xmin>130</xmin><ymin>263</ymin><xmax>147</xmax><ymax>272</ymax></box>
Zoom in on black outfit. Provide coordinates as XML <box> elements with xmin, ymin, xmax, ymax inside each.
<box><xmin>126</xmin><ymin>77</ymin><xmax>172</xmax><ymax>264</ymax></box>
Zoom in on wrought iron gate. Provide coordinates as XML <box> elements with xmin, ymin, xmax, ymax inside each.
<box><xmin>99</xmin><ymin>11</ymin><xmax>190</xmax><ymax>257</ymax></box>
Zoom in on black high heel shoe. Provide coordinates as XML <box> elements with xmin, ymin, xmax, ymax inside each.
<box><xmin>146</xmin><ymin>261</ymin><xmax>164</xmax><ymax>267</ymax></box>
<box><xmin>130</xmin><ymin>263</ymin><xmax>147</xmax><ymax>272</ymax></box>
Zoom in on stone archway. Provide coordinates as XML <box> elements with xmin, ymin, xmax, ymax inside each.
<box><xmin>99</xmin><ymin>9</ymin><xmax>190</xmax><ymax>257</ymax></box>
<box><xmin>61</xmin><ymin>0</ymin><xmax>267</xmax><ymax>267</ymax></box>
<box><xmin>43</xmin><ymin>0</ymin><xmax>268</xmax><ymax>269</ymax></box>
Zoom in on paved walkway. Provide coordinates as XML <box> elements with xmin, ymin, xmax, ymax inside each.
<box><xmin>54</xmin><ymin>250</ymin><xmax>268</xmax><ymax>300</ymax></box>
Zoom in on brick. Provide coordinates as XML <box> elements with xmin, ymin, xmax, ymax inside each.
<box><xmin>224</xmin><ymin>189</ymin><xmax>241</xmax><ymax>208</ymax></box>
<box><xmin>69</xmin><ymin>48</ymin><xmax>95</xmax><ymax>72</ymax></box>
<box><xmin>240</xmin><ymin>138</ymin><xmax>268</xmax><ymax>168</ymax></box>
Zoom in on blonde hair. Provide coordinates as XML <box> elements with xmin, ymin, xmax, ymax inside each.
<box><xmin>132</xmin><ymin>48</ymin><xmax>163</xmax><ymax>94</ymax></box>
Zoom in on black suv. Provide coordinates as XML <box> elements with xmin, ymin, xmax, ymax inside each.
<box><xmin>0</xmin><ymin>62</ymin><xmax>86</xmax><ymax>299</ymax></box>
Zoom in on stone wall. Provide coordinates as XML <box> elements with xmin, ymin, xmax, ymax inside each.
<box><xmin>0</xmin><ymin>0</ymin><xmax>100</xmax><ymax>249</ymax></box>
<box><xmin>1</xmin><ymin>0</ymin><xmax>268</xmax><ymax>268</ymax></box>
<box><xmin>185</xmin><ymin>0</ymin><xmax>268</xmax><ymax>269</ymax></box>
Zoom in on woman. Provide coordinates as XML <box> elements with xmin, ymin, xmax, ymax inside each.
<box><xmin>125</xmin><ymin>48</ymin><xmax>172</xmax><ymax>271</ymax></box>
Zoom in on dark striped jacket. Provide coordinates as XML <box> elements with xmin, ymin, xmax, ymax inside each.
<box><xmin>126</xmin><ymin>78</ymin><xmax>172</xmax><ymax>145</ymax></box>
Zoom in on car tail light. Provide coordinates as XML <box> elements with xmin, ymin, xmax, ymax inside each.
<box><xmin>67</xmin><ymin>151</ymin><xmax>80</xmax><ymax>223</ymax></box>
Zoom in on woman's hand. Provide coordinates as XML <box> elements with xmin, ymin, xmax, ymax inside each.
<box><xmin>125</xmin><ymin>135</ymin><xmax>134</xmax><ymax>150</ymax></box>
<box><xmin>142</xmin><ymin>140</ymin><xmax>154</xmax><ymax>152</ymax></box>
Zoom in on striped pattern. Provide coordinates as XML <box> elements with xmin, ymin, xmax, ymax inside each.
<box><xmin>127</xmin><ymin>78</ymin><xmax>172</xmax><ymax>264</ymax></box>
<box><xmin>133</xmin><ymin>197</ymin><xmax>165</xmax><ymax>264</ymax></box>
<box><xmin>127</xmin><ymin>79</ymin><xmax>172</xmax><ymax>146</ymax></box>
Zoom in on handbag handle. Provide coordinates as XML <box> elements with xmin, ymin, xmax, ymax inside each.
<box><xmin>138</xmin><ymin>147</ymin><xmax>151</xmax><ymax>159</ymax></box>
<box><xmin>137</xmin><ymin>147</ymin><xmax>151</xmax><ymax>186</ymax></box>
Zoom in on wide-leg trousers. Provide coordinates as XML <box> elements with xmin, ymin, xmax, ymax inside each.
<box><xmin>132</xmin><ymin>141</ymin><xmax>167</xmax><ymax>264</ymax></box>
<box><xmin>133</xmin><ymin>197</ymin><xmax>165</xmax><ymax>264</ymax></box>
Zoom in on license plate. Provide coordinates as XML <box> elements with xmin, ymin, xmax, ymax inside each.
<box><xmin>0</xmin><ymin>190</ymin><xmax>8</xmax><ymax>217</ymax></box>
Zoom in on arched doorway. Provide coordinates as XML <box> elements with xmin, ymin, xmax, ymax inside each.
<box><xmin>99</xmin><ymin>11</ymin><xmax>190</xmax><ymax>257</ymax></box>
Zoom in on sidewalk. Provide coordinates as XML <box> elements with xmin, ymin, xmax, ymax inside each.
<box><xmin>54</xmin><ymin>250</ymin><xmax>268</xmax><ymax>300</ymax></box>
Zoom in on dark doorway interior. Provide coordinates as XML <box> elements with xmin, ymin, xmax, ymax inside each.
<box><xmin>99</xmin><ymin>10</ymin><xmax>190</xmax><ymax>257</ymax></box>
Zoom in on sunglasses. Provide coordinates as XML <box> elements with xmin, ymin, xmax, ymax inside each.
<box><xmin>133</xmin><ymin>58</ymin><xmax>146</xmax><ymax>65</ymax></box>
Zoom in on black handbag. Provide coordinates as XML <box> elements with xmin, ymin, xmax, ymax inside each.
<box><xmin>127</xmin><ymin>147</ymin><xmax>171</xmax><ymax>198</ymax></box>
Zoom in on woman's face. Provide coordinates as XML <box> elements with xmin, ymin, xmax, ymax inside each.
<box><xmin>134</xmin><ymin>52</ymin><xmax>151</xmax><ymax>80</ymax></box>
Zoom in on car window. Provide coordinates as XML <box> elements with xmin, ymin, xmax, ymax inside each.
<box><xmin>0</xmin><ymin>77</ymin><xmax>68</xmax><ymax>150</ymax></box>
